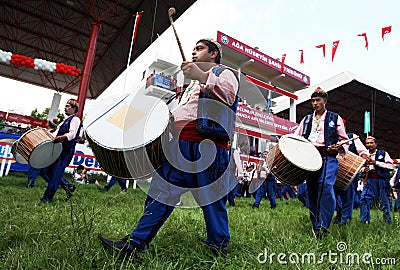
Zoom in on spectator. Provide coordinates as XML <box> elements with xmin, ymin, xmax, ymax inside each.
<box><xmin>74</xmin><ymin>165</ymin><xmax>100</xmax><ymax>186</ymax></box>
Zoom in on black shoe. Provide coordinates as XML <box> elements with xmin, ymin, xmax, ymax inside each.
<box><xmin>65</xmin><ymin>191</ymin><xmax>73</xmax><ymax>201</ymax></box>
<box><xmin>332</xmin><ymin>214</ymin><xmax>342</xmax><ymax>224</ymax></box>
<box><xmin>314</xmin><ymin>229</ymin><xmax>329</xmax><ymax>239</ymax></box>
<box><xmin>98</xmin><ymin>234</ymin><xmax>142</xmax><ymax>258</ymax></box>
<box><xmin>208</xmin><ymin>244</ymin><xmax>227</xmax><ymax>257</ymax></box>
<box><xmin>98</xmin><ymin>187</ymin><xmax>108</xmax><ymax>192</ymax></box>
<box><xmin>69</xmin><ymin>185</ymin><xmax>76</xmax><ymax>193</ymax></box>
<box><xmin>251</xmin><ymin>204</ymin><xmax>259</xmax><ymax>208</ymax></box>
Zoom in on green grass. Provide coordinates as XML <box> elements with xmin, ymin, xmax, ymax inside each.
<box><xmin>0</xmin><ymin>172</ymin><xmax>399</xmax><ymax>269</ymax></box>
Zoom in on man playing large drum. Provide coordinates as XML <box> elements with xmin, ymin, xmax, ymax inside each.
<box><xmin>294</xmin><ymin>87</ymin><xmax>349</xmax><ymax>238</ymax></box>
<box><xmin>40</xmin><ymin>99</ymin><xmax>81</xmax><ymax>203</ymax></box>
<box><xmin>99</xmin><ymin>38</ymin><xmax>239</xmax><ymax>256</ymax></box>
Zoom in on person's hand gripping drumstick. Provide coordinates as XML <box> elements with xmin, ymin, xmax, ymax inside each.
<box><xmin>327</xmin><ymin>135</ymin><xmax>359</xmax><ymax>155</ymax></box>
<box><xmin>53</xmin><ymin>135</ymin><xmax>67</xmax><ymax>143</ymax></box>
<box><xmin>181</xmin><ymin>62</ymin><xmax>209</xmax><ymax>83</ymax></box>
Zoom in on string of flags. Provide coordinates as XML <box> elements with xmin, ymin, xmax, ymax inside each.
<box><xmin>0</xmin><ymin>49</ymin><xmax>81</xmax><ymax>76</ymax></box>
<box><xmin>281</xmin><ymin>26</ymin><xmax>392</xmax><ymax>68</ymax></box>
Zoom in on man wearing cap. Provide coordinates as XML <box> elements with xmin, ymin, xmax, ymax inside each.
<box><xmin>294</xmin><ymin>87</ymin><xmax>349</xmax><ymax>238</ymax></box>
<box><xmin>40</xmin><ymin>99</ymin><xmax>81</xmax><ymax>202</ymax></box>
<box><xmin>99</xmin><ymin>38</ymin><xmax>239</xmax><ymax>257</ymax></box>
<box><xmin>360</xmin><ymin>136</ymin><xmax>394</xmax><ymax>224</ymax></box>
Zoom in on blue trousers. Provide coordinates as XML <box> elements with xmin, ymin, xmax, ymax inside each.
<box><xmin>334</xmin><ymin>175</ymin><xmax>358</xmax><ymax>224</ymax></box>
<box><xmin>276</xmin><ymin>183</ymin><xmax>284</xmax><ymax>200</ymax></box>
<box><xmin>105</xmin><ymin>177</ymin><xmax>127</xmax><ymax>190</ymax></box>
<box><xmin>360</xmin><ymin>178</ymin><xmax>392</xmax><ymax>224</ymax></box>
<box><xmin>27</xmin><ymin>167</ymin><xmax>41</xmax><ymax>187</ymax></box>
<box><xmin>227</xmin><ymin>182</ymin><xmax>239</xmax><ymax>206</ymax></box>
<box><xmin>254</xmin><ymin>181</ymin><xmax>276</xmax><ymax>208</ymax></box>
<box><xmin>283</xmin><ymin>185</ymin><xmax>295</xmax><ymax>199</ymax></box>
<box><xmin>41</xmin><ymin>146</ymin><xmax>75</xmax><ymax>201</ymax></box>
<box><xmin>297</xmin><ymin>182</ymin><xmax>308</xmax><ymax>208</ymax></box>
<box><xmin>395</xmin><ymin>193</ymin><xmax>400</xmax><ymax>211</ymax></box>
<box><xmin>307</xmin><ymin>156</ymin><xmax>338</xmax><ymax>232</ymax></box>
<box><xmin>130</xmin><ymin>139</ymin><xmax>231</xmax><ymax>250</ymax></box>
<box><xmin>353</xmin><ymin>189</ymin><xmax>361</xmax><ymax>209</ymax></box>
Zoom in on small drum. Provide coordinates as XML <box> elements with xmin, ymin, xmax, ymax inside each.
<box><xmin>11</xmin><ymin>139</ymin><xmax>28</xmax><ymax>164</ymax></box>
<box><xmin>267</xmin><ymin>134</ymin><xmax>322</xmax><ymax>186</ymax></box>
<box><xmin>16</xmin><ymin>127</ymin><xmax>62</xmax><ymax>168</ymax></box>
<box><xmin>335</xmin><ymin>152</ymin><xmax>365</xmax><ymax>191</ymax></box>
<box><xmin>84</xmin><ymin>93</ymin><xmax>169</xmax><ymax>179</ymax></box>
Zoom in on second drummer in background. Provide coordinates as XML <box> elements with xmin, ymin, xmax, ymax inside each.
<box><xmin>40</xmin><ymin>99</ymin><xmax>81</xmax><ymax>203</ymax></box>
<box><xmin>293</xmin><ymin>87</ymin><xmax>349</xmax><ymax>239</ymax></box>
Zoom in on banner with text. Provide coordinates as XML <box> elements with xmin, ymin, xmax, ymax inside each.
<box><xmin>236</xmin><ymin>105</ymin><xmax>298</xmax><ymax>135</ymax></box>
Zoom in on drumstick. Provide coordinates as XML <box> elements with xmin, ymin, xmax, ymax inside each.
<box><xmin>334</xmin><ymin>135</ymin><xmax>359</xmax><ymax>148</ymax></box>
<box><xmin>168</xmin><ymin>7</ymin><xmax>186</xmax><ymax>61</ymax></box>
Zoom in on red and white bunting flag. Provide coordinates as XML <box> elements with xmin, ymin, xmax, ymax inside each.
<box><xmin>382</xmin><ymin>26</ymin><xmax>392</xmax><ymax>41</ymax></box>
<box><xmin>299</xmin><ymin>50</ymin><xmax>304</xmax><ymax>64</ymax></box>
<box><xmin>316</xmin><ymin>44</ymin><xmax>326</xmax><ymax>57</ymax></box>
<box><xmin>357</xmin><ymin>33</ymin><xmax>368</xmax><ymax>50</ymax></box>
<box><xmin>132</xmin><ymin>11</ymin><xmax>143</xmax><ymax>43</ymax></box>
<box><xmin>331</xmin><ymin>40</ymin><xmax>340</xmax><ymax>62</ymax></box>
<box><xmin>280</xmin><ymin>54</ymin><xmax>286</xmax><ymax>73</ymax></box>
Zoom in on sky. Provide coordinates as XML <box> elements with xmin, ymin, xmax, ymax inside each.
<box><xmin>1</xmin><ymin>0</ymin><xmax>399</xmax><ymax>116</ymax></box>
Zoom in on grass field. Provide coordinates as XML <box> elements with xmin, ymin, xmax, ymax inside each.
<box><xmin>0</xmin><ymin>172</ymin><xmax>399</xmax><ymax>269</ymax></box>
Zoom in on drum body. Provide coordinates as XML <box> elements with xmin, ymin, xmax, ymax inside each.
<box><xmin>335</xmin><ymin>152</ymin><xmax>365</xmax><ymax>191</ymax></box>
<box><xmin>84</xmin><ymin>93</ymin><xmax>170</xmax><ymax>179</ymax></box>
<box><xmin>267</xmin><ymin>134</ymin><xmax>322</xmax><ymax>186</ymax></box>
<box><xmin>16</xmin><ymin>127</ymin><xmax>62</xmax><ymax>168</ymax></box>
<box><xmin>11</xmin><ymin>140</ymin><xmax>28</xmax><ymax>164</ymax></box>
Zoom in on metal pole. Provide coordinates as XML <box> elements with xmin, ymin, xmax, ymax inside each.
<box><xmin>76</xmin><ymin>21</ymin><xmax>101</xmax><ymax>118</ymax></box>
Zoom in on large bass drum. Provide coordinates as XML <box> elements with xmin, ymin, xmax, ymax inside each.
<box><xmin>335</xmin><ymin>152</ymin><xmax>365</xmax><ymax>191</ymax></box>
<box><xmin>267</xmin><ymin>134</ymin><xmax>322</xmax><ymax>186</ymax></box>
<box><xmin>13</xmin><ymin>127</ymin><xmax>62</xmax><ymax>168</ymax></box>
<box><xmin>84</xmin><ymin>93</ymin><xmax>170</xmax><ymax>179</ymax></box>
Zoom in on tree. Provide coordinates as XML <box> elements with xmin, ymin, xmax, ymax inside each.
<box><xmin>30</xmin><ymin>107</ymin><xmax>65</xmax><ymax>122</ymax></box>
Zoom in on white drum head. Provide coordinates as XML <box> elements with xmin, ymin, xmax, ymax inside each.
<box><xmin>15</xmin><ymin>152</ymin><xmax>29</xmax><ymax>164</ymax></box>
<box><xmin>279</xmin><ymin>134</ymin><xmax>322</xmax><ymax>171</ymax></box>
<box><xmin>29</xmin><ymin>141</ymin><xmax>62</xmax><ymax>168</ymax></box>
<box><xmin>84</xmin><ymin>93</ymin><xmax>169</xmax><ymax>150</ymax></box>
